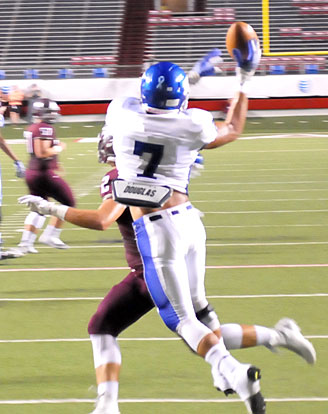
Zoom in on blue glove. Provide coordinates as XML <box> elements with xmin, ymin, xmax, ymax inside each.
<box><xmin>14</xmin><ymin>160</ymin><xmax>25</xmax><ymax>178</ymax></box>
<box><xmin>190</xmin><ymin>153</ymin><xmax>204</xmax><ymax>178</ymax></box>
<box><xmin>233</xmin><ymin>39</ymin><xmax>261</xmax><ymax>85</ymax></box>
<box><xmin>188</xmin><ymin>49</ymin><xmax>223</xmax><ymax>84</ymax></box>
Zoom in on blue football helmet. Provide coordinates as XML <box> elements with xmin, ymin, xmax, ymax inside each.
<box><xmin>141</xmin><ymin>61</ymin><xmax>189</xmax><ymax>113</ymax></box>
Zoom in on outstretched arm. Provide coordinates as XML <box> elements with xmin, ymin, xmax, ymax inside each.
<box><xmin>64</xmin><ymin>198</ymin><xmax>126</xmax><ymax>230</ymax></box>
<box><xmin>204</xmin><ymin>39</ymin><xmax>260</xmax><ymax>150</ymax></box>
<box><xmin>19</xmin><ymin>195</ymin><xmax>126</xmax><ymax>231</ymax></box>
<box><xmin>203</xmin><ymin>91</ymin><xmax>248</xmax><ymax>149</ymax></box>
<box><xmin>0</xmin><ymin>133</ymin><xmax>26</xmax><ymax>177</ymax></box>
<box><xmin>0</xmin><ymin>134</ymin><xmax>19</xmax><ymax>162</ymax></box>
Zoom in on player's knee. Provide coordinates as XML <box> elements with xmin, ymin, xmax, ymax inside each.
<box><xmin>90</xmin><ymin>334</ymin><xmax>121</xmax><ymax>367</ymax></box>
<box><xmin>24</xmin><ymin>211</ymin><xmax>46</xmax><ymax>229</ymax></box>
<box><xmin>196</xmin><ymin>303</ymin><xmax>220</xmax><ymax>332</ymax></box>
<box><xmin>177</xmin><ymin>317</ymin><xmax>212</xmax><ymax>352</ymax></box>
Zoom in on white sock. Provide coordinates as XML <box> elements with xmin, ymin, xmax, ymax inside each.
<box><xmin>20</xmin><ymin>230</ymin><xmax>33</xmax><ymax>244</ymax></box>
<box><xmin>98</xmin><ymin>380</ymin><xmax>119</xmax><ymax>397</ymax></box>
<box><xmin>41</xmin><ymin>225</ymin><xmax>55</xmax><ymax>238</ymax></box>
<box><xmin>205</xmin><ymin>338</ymin><xmax>230</xmax><ymax>366</ymax></box>
<box><xmin>205</xmin><ymin>339</ymin><xmax>239</xmax><ymax>392</ymax></box>
<box><xmin>29</xmin><ymin>233</ymin><xmax>37</xmax><ymax>245</ymax></box>
<box><xmin>97</xmin><ymin>381</ymin><xmax>119</xmax><ymax>413</ymax></box>
<box><xmin>255</xmin><ymin>325</ymin><xmax>276</xmax><ymax>346</ymax></box>
<box><xmin>52</xmin><ymin>227</ymin><xmax>62</xmax><ymax>239</ymax></box>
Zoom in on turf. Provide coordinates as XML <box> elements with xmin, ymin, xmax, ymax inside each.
<box><xmin>0</xmin><ymin>116</ymin><xmax>327</xmax><ymax>413</ymax></box>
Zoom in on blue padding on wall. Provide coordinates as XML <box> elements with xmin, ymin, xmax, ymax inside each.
<box><xmin>269</xmin><ymin>65</ymin><xmax>286</xmax><ymax>75</ymax></box>
<box><xmin>93</xmin><ymin>68</ymin><xmax>107</xmax><ymax>78</ymax></box>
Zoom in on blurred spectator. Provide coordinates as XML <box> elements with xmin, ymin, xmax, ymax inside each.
<box><xmin>8</xmin><ymin>85</ymin><xmax>24</xmax><ymax>125</ymax></box>
<box><xmin>24</xmin><ymin>83</ymin><xmax>42</xmax><ymax>123</ymax></box>
<box><xmin>0</xmin><ymin>87</ymin><xmax>9</xmax><ymax>117</ymax></box>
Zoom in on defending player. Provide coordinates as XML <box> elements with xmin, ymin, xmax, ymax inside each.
<box><xmin>12</xmin><ymin>98</ymin><xmax>75</xmax><ymax>255</ymax></box>
<box><xmin>19</xmin><ymin>130</ymin><xmax>316</xmax><ymax>414</ymax></box>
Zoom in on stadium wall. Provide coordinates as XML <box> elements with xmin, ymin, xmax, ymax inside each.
<box><xmin>0</xmin><ymin>75</ymin><xmax>327</xmax><ymax>115</ymax></box>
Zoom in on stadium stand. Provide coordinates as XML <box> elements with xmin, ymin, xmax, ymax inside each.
<box><xmin>0</xmin><ymin>0</ymin><xmax>124</xmax><ymax>78</ymax></box>
<box><xmin>0</xmin><ymin>0</ymin><xmax>326</xmax><ymax>79</ymax></box>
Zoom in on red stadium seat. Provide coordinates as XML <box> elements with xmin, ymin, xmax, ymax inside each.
<box><xmin>298</xmin><ymin>6</ymin><xmax>328</xmax><ymax>13</ymax></box>
<box><xmin>147</xmin><ymin>8</ymin><xmax>235</xmax><ymax>26</ymax></box>
<box><xmin>70</xmin><ymin>55</ymin><xmax>116</xmax><ymax>66</ymax></box>
<box><xmin>292</xmin><ymin>0</ymin><xmax>328</xmax><ymax>6</ymax></box>
<box><xmin>301</xmin><ymin>31</ymin><xmax>328</xmax><ymax>40</ymax></box>
<box><xmin>279</xmin><ymin>27</ymin><xmax>302</xmax><ymax>36</ymax></box>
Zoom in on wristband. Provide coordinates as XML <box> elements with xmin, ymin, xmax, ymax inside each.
<box><xmin>50</xmin><ymin>204</ymin><xmax>69</xmax><ymax>221</ymax></box>
<box><xmin>53</xmin><ymin>145</ymin><xmax>63</xmax><ymax>154</ymax></box>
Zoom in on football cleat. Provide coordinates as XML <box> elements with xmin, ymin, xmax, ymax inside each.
<box><xmin>89</xmin><ymin>393</ymin><xmax>120</xmax><ymax>414</ymax></box>
<box><xmin>18</xmin><ymin>243</ymin><xmax>38</xmax><ymax>254</ymax></box>
<box><xmin>232</xmin><ymin>365</ymin><xmax>266</xmax><ymax>414</ymax></box>
<box><xmin>268</xmin><ymin>318</ymin><xmax>316</xmax><ymax>364</ymax></box>
<box><xmin>39</xmin><ymin>235</ymin><xmax>69</xmax><ymax>249</ymax></box>
<box><xmin>212</xmin><ymin>359</ymin><xmax>265</xmax><ymax>414</ymax></box>
<box><xmin>1</xmin><ymin>248</ymin><xmax>25</xmax><ymax>259</ymax></box>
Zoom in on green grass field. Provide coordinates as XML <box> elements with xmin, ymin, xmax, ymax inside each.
<box><xmin>0</xmin><ymin>116</ymin><xmax>327</xmax><ymax>414</ymax></box>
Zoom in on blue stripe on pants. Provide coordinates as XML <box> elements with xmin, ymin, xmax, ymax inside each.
<box><xmin>133</xmin><ymin>217</ymin><xmax>179</xmax><ymax>331</ymax></box>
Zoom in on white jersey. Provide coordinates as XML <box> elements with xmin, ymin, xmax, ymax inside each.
<box><xmin>107</xmin><ymin>97</ymin><xmax>217</xmax><ymax>193</ymax></box>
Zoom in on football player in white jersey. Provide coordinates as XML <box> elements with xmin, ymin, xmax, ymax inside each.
<box><xmin>106</xmin><ymin>43</ymin><xmax>269</xmax><ymax>413</ymax></box>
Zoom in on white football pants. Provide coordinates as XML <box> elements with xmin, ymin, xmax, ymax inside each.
<box><xmin>133</xmin><ymin>202</ymin><xmax>213</xmax><ymax>352</ymax></box>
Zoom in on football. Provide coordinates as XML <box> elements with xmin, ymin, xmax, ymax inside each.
<box><xmin>226</xmin><ymin>21</ymin><xmax>259</xmax><ymax>59</ymax></box>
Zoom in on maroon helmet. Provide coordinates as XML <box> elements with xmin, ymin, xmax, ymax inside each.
<box><xmin>32</xmin><ymin>98</ymin><xmax>60</xmax><ymax>123</ymax></box>
<box><xmin>97</xmin><ymin>127</ymin><xmax>115</xmax><ymax>164</ymax></box>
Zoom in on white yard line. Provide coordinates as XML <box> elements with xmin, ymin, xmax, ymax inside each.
<box><xmin>0</xmin><ymin>293</ymin><xmax>326</xmax><ymax>302</ymax></box>
<box><xmin>191</xmin><ymin>181</ymin><xmax>328</xmax><ymax>185</ymax></box>
<box><xmin>191</xmin><ymin>189</ymin><xmax>328</xmax><ymax>193</ymax></box>
<box><xmin>204</xmin><ymin>210</ymin><xmax>328</xmax><ymax>213</ymax></box>
<box><xmin>0</xmin><ymin>336</ymin><xmax>326</xmax><ymax>344</ymax></box>
<box><xmin>0</xmin><ymin>397</ymin><xmax>327</xmax><ymax>404</ymax></box>
<box><xmin>1</xmin><ymin>240</ymin><xmax>328</xmax><ymax>249</ymax></box>
<box><xmin>0</xmin><ymin>263</ymin><xmax>328</xmax><ymax>273</ymax></box>
<box><xmin>1</xmin><ymin>263</ymin><xmax>328</xmax><ymax>273</ymax></box>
